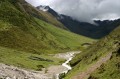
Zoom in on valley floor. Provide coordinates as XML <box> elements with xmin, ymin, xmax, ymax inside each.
<box><xmin>0</xmin><ymin>51</ymin><xmax>80</xmax><ymax>79</ymax></box>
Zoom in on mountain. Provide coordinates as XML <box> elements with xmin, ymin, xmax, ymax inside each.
<box><xmin>37</xmin><ymin>5</ymin><xmax>60</xmax><ymax>18</ymax></box>
<box><xmin>64</xmin><ymin>25</ymin><xmax>120</xmax><ymax>79</ymax></box>
<box><xmin>37</xmin><ymin>5</ymin><xmax>120</xmax><ymax>79</ymax></box>
<box><xmin>36</xmin><ymin>5</ymin><xmax>49</xmax><ymax>11</ymax></box>
<box><xmin>0</xmin><ymin>0</ymin><xmax>94</xmax><ymax>70</ymax></box>
<box><xmin>37</xmin><ymin>5</ymin><xmax>120</xmax><ymax>39</ymax></box>
<box><xmin>0</xmin><ymin>0</ymin><xmax>120</xmax><ymax>79</ymax></box>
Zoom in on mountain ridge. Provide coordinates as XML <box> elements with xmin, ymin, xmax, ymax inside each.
<box><xmin>36</xmin><ymin>5</ymin><xmax>120</xmax><ymax>39</ymax></box>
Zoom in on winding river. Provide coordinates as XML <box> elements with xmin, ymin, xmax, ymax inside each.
<box><xmin>0</xmin><ymin>51</ymin><xmax>80</xmax><ymax>79</ymax></box>
<box><xmin>56</xmin><ymin>52</ymin><xmax>80</xmax><ymax>79</ymax></box>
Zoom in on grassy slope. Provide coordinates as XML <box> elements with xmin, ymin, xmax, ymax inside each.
<box><xmin>34</xmin><ymin>18</ymin><xmax>94</xmax><ymax>50</ymax></box>
<box><xmin>0</xmin><ymin>46</ymin><xmax>65</xmax><ymax>70</ymax></box>
<box><xmin>0</xmin><ymin>0</ymin><xmax>94</xmax><ymax>70</ymax></box>
<box><xmin>65</xmin><ymin>26</ymin><xmax>120</xmax><ymax>79</ymax></box>
<box><xmin>0</xmin><ymin>0</ymin><xmax>93</xmax><ymax>53</ymax></box>
<box><xmin>89</xmin><ymin>28</ymin><xmax>120</xmax><ymax>79</ymax></box>
<box><xmin>17</xmin><ymin>0</ymin><xmax>67</xmax><ymax>29</ymax></box>
<box><xmin>90</xmin><ymin>50</ymin><xmax>120</xmax><ymax>79</ymax></box>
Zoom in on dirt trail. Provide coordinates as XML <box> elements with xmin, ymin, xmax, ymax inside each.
<box><xmin>73</xmin><ymin>52</ymin><xmax>112</xmax><ymax>79</ymax></box>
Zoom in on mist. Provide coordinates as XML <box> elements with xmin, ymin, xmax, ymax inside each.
<box><xmin>26</xmin><ymin>0</ymin><xmax>120</xmax><ymax>23</ymax></box>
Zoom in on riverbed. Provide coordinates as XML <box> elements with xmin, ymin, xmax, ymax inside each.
<box><xmin>0</xmin><ymin>51</ymin><xmax>80</xmax><ymax>79</ymax></box>
<box><xmin>55</xmin><ymin>51</ymin><xmax>80</xmax><ymax>79</ymax></box>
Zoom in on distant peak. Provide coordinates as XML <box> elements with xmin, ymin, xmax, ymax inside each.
<box><xmin>36</xmin><ymin>5</ymin><xmax>50</xmax><ymax>12</ymax></box>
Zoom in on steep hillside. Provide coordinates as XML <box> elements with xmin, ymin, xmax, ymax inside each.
<box><xmin>0</xmin><ymin>0</ymin><xmax>94</xmax><ymax>70</ymax></box>
<box><xmin>89</xmin><ymin>48</ymin><xmax>120</xmax><ymax>79</ymax></box>
<box><xmin>13</xmin><ymin>0</ymin><xmax>67</xmax><ymax>29</ymax></box>
<box><xmin>65</xmin><ymin>26</ymin><xmax>120</xmax><ymax>79</ymax></box>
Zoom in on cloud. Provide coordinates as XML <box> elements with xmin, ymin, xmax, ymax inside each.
<box><xmin>26</xmin><ymin>0</ymin><xmax>120</xmax><ymax>23</ymax></box>
<box><xmin>26</xmin><ymin>0</ymin><xmax>53</xmax><ymax>6</ymax></box>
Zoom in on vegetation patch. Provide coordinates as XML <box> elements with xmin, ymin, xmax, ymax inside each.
<box><xmin>29</xmin><ymin>56</ymin><xmax>54</xmax><ymax>62</ymax></box>
<box><xmin>89</xmin><ymin>48</ymin><xmax>120</xmax><ymax>79</ymax></box>
<box><xmin>0</xmin><ymin>46</ymin><xmax>65</xmax><ymax>70</ymax></box>
<box><xmin>59</xmin><ymin>73</ymin><xmax>66</xmax><ymax>79</ymax></box>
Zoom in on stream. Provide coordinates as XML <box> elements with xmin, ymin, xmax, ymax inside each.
<box><xmin>0</xmin><ymin>51</ymin><xmax>80</xmax><ymax>79</ymax></box>
<box><xmin>56</xmin><ymin>52</ymin><xmax>80</xmax><ymax>79</ymax></box>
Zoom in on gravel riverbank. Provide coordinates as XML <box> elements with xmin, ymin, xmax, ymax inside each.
<box><xmin>0</xmin><ymin>51</ymin><xmax>80</xmax><ymax>79</ymax></box>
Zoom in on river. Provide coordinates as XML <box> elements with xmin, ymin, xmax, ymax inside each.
<box><xmin>55</xmin><ymin>51</ymin><xmax>80</xmax><ymax>79</ymax></box>
<box><xmin>0</xmin><ymin>51</ymin><xmax>80</xmax><ymax>79</ymax></box>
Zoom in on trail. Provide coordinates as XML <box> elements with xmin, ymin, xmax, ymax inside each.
<box><xmin>73</xmin><ymin>52</ymin><xmax>112</xmax><ymax>79</ymax></box>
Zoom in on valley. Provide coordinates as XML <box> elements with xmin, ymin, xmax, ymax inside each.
<box><xmin>0</xmin><ymin>51</ymin><xmax>80</xmax><ymax>79</ymax></box>
<box><xmin>0</xmin><ymin>0</ymin><xmax>120</xmax><ymax>79</ymax></box>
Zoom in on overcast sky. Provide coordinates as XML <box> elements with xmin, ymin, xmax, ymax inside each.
<box><xmin>26</xmin><ymin>0</ymin><xmax>120</xmax><ymax>23</ymax></box>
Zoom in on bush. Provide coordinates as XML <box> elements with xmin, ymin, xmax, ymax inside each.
<box><xmin>59</xmin><ymin>73</ymin><xmax>66</xmax><ymax>79</ymax></box>
<box><xmin>36</xmin><ymin>65</ymin><xmax>44</xmax><ymax>71</ymax></box>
